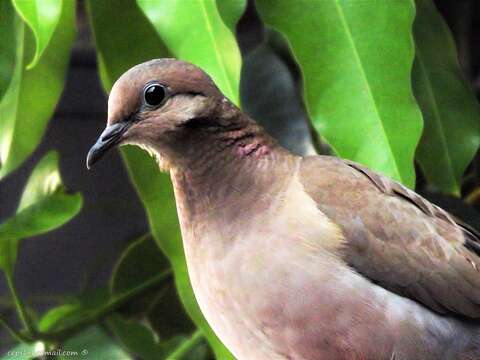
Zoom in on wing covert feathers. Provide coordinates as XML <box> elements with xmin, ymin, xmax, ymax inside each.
<box><xmin>299</xmin><ymin>156</ymin><xmax>480</xmax><ymax>319</ymax></box>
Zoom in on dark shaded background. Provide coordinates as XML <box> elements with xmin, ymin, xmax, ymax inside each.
<box><xmin>1</xmin><ymin>0</ymin><xmax>479</xmax><ymax>352</ymax></box>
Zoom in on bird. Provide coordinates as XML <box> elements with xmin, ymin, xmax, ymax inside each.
<box><xmin>87</xmin><ymin>59</ymin><xmax>480</xmax><ymax>360</ymax></box>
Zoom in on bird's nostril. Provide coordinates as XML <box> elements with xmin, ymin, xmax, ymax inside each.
<box><xmin>100</xmin><ymin>122</ymin><xmax>130</xmax><ymax>142</ymax></box>
<box><xmin>87</xmin><ymin>121</ymin><xmax>132</xmax><ymax>169</ymax></box>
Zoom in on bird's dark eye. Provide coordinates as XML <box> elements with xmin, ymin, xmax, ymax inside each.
<box><xmin>143</xmin><ymin>84</ymin><xmax>166</xmax><ymax>106</ymax></box>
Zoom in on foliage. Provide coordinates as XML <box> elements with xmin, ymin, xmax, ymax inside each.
<box><xmin>412</xmin><ymin>0</ymin><xmax>480</xmax><ymax>195</ymax></box>
<box><xmin>0</xmin><ymin>0</ymin><xmax>479</xmax><ymax>358</ymax></box>
<box><xmin>257</xmin><ymin>0</ymin><xmax>424</xmax><ymax>187</ymax></box>
<box><xmin>0</xmin><ymin>0</ymin><xmax>74</xmax><ymax>180</ymax></box>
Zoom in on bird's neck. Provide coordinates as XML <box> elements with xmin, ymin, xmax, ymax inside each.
<box><xmin>169</xmin><ymin>117</ymin><xmax>297</xmax><ymax>229</ymax></box>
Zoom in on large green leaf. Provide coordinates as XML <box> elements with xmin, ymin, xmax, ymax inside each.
<box><xmin>413</xmin><ymin>0</ymin><xmax>480</xmax><ymax>195</ymax></box>
<box><xmin>0</xmin><ymin>151</ymin><xmax>82</xmax><ymax>273</ymax></box>
<box><xmin>0</xmin><ymin>0</ymin><xmax>17</xmax><ymax>101</ymax></box>
<box><xmin>0</xmin><ymin>0</ymin><xmax>75</xmax><ymax>180</ymax></box>
<box><xmin>137</xmin><ymin>0</ymin><xmax>242</xmax><ymax>104</ymax></box>
<box><xmin>256</xmin><ymin>0</ymin><xmax>424</xmax><ymax>188</ymax></box>
<box><xmin>86</xmin><ymin>1</ymin><xmax>233</xmax><ymax>358</ymax></box>
<box><xmin>12</xmin><ymin>0</ymin><xmax>63</xmax><ymax>69</ymax></box>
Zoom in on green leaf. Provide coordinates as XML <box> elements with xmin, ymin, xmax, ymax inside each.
<box><xmin>18</xmin><ymin>151</ymin><xmax>62</xmax><ymax>211</ymax></box>
<box><xmin>110</xmin><ymin>316</ymin><xmax>209</xmax><ymax>360</ymax></box>
<box><xmin>137</xmin><ymin>0</ymin><xmax>242</xmax><ymax>104</ymax></box>
<box><xmin>12</xmin><ymin>0</ymin><xmax>63</xmax><ymax>69</ymax></box>
<box><xmin>256</xmin><ymin>0</ymin><xmax>424</xmax><ymax>188</ymax></box>
<box><xmin>109</xmin><ymin>234</ymin><xmax>209</xmax><ymax>360</ymax></box>
<box><xmin>38</xmin><ymin>270</ymin><xmax>201</xmax><ymax>360</ymax></box>
<box><xmin>38</xmin><ymin>303</ymin><xmax>84</xmax><ymax>333</ymax></box>
<box><xmin>109</xmin><ymin>234</ymin><xmax>171</xmax><ymax>319</ymax></box>
<box><xmin>109</xmin><ymin>316</ymin><xmax>184</xmax><ymax>360</ymax></box>
<box><xmin>87</xmin><ymin>1</ymin><xmax>233</xmax><ymax>358</ymax></box>
<box><xmin>109</xmin><ymin>235</ymin><xmax>173</xmax><ymax>358</ymax></box>
<box><xmin>36</xmin><ymin>269</ymin><xmax>170</xmax><ymax>340</ymax></box>
<box><xmin>38</xmin><ymin>288</ymin><xmax>109</xmax><ymax>333</ymax></box>
<box><xmin>413</xmin><ymin>0</ymin><xmax>480</xmax><ymax>195</ymax></box>
<box><xmin>0</xmin><ymin>0</ymin><xmax>17</xmax><ymax>101</ymax></box>
<box><xmin>61</xmin><ymin>327</ymin><xmax>131</xmax><ymax>359</ymax></box>
<box><xmin>110</xmin><ymin>234</ymin><xmax>170</xmax><ymax>295</ymax></box>
<box><xmin>0</xmin><ymin>0</ymin><xmax>75</xmax><ymax>180</ymax></box>
<box><xmin>217</xmin><ymin>0</ymin><xmax>247</xmax><ymax>33</ymax></box>
<box><xmin>0</xmin><ymin>193</ymin><xmax>82</xmax><ymax>269</ymax></box>
<box><xmin>86</xmin><ymin>0</ymin><xmax>169</xmax><ymax>90</ymax></box>
<box><xmin>0</xmin><ymin>151</ymin><xmax>83</xmax><ymax>273</ymax></box>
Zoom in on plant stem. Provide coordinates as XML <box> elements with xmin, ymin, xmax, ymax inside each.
<box><xmin>38</xmin><ymin>269</ymin><xmax>172</xmax><ymax>342</ymax></box>
<box><xmin>5</xmin><ymin>272</ymin><xmax>36</xmax><ymax>338</ymax></box>
<box><xmin>0</xmin><ymin>315</ymin><xmax>31</xmax><ymax>343</ymax></box>
<box><xmin>166</xmin><ymin>329</ymin><xmax>204</xmax><ymax>360</ymax></box>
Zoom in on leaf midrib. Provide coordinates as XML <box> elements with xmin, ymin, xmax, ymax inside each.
<box><xmin>415</xmin><ymin>48</ymin><xmax>458</xmax><ymax>191</ymax></box>
<box><xmin>411</xmin><ymin>0</ymin><xmax>460</xmax><ymax>194</ymax></box>
<box><xmin>333</xmin><ymin>0</ymin><xmax>403</xmax><ymax>182</ymax></box>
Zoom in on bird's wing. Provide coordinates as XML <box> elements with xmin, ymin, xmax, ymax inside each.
<box><xmin>299</xmin><ymin>155</ymin><xmax>480</xmax><ymax>318</ymax></box>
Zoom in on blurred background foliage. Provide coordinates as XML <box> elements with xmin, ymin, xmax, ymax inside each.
<box><xmin>0</xmin><ymin>0</ymin><xmax>479</xmax><ymax>358</ymax></box>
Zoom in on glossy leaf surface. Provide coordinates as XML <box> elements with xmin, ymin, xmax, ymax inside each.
<box><xmin>38</xmin><ymin>288</ymin><xmax>108</xmax><ymax>333</ymax></box>
<box><xmin>0</xmin><ymin>152</ymin><xmax>82</xmax><ymax>273</ymax></box>
<box><xmin>256</xmin><ymin>0</ymin><xmax>424</xmax><ymax>187</ymax></box>
<box><xmin>12</xmin><ymin>0</ymin><xmax>63</xmax><ymax>68</ymax></box>
<box><xmin>0</xmin><ymin>0</ymin><xmax>75</xmax><ymax>180</ymax></box>
<box><xmin>0</xmin><ymin>0</ymin><xmax>17</xmax><ymax>101</ymax></box>
<box><xmin>137</xmin><ymin>0</ymin><xmax>242</xmax><ymax>104</ymax></box>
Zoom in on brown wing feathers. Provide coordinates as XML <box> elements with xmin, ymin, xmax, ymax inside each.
<box><xmin>300</xmin><ymin>156</ymin><xmax>480</xmax><ymax>319</ymax></box>
<box><xmin>344</xmin><ymin>160</ymin><xmax>480</xmax><ymax>260</ymax></box>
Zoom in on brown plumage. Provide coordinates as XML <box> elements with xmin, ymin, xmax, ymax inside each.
<box><xmin>87</xmin><ymin>59</ymin><xmax>480</xmax><ymax>360</ymax></box>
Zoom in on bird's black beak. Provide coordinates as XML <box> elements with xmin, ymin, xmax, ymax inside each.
<box><xmin>86</xmin><ymin>121</ymin><xmax>131</xmax><ymax>169</ymax></box>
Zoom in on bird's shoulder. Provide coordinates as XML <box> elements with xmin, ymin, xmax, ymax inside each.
<box><xmin>298</xmin><ymin>155</ymin><xmax>480</xmax><ymax>319</ymax></box>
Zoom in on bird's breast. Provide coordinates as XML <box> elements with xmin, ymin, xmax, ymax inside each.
<box><xmin>175</xmin><ymin>173</ymin><xmax>458</xmax><ymax>359</ymax></box>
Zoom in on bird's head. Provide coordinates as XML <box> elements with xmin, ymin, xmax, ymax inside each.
<box><xmin>86</xmin><ymin>58</ymin><xmax>237</xmax><ymax>171</ymax></box>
